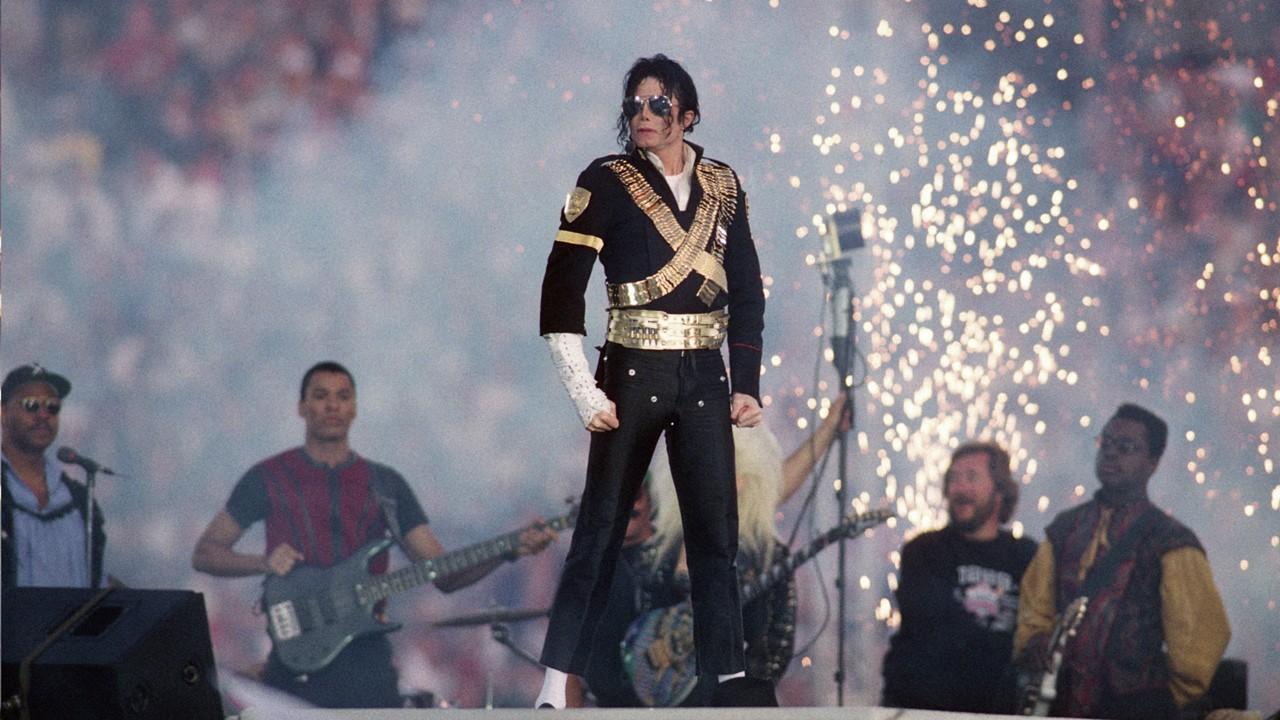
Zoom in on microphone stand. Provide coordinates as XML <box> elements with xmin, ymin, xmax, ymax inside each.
<box><xmin>487</xmin><ymin>622</ymin><xmax>541</xmax><ymax>709</ymax></box>
<box><xmin>83</xmin><ymin>466</ymin><xmax>98</xmax><ymax>588</ymax></box>
<box><xmin>823</xmin><ymin>254</ymin><xmax>858</xmax><ymax>706</ymax></box>
<box><xmin>489</xmin><ymin>622</ymin><xmax>542</xmax><ymax>668</ymax></box>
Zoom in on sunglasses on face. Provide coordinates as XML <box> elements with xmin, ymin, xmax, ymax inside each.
<box><xmin>18</xmin><ymin>398</ymin><xmax>61</xmax><ymax>415</ymax></box>
<box><xmin>622</xmin><ymin>95</ymin><xmax>673</xmax><ymax>119</ymax></box>
<box><xmin>1095</xmin><ymin>434</ymin><xmax>1143</xmax><ymax>455</ymax></box>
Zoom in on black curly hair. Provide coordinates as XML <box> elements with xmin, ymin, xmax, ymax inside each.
<box><xmin>614</xmin><ymin>53</ymin><xmax>701</xmax><ymax>149</ymax></box>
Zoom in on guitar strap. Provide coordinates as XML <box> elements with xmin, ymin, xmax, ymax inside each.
<box><xmin>1078</xmin><ymin>506</ymin><xmax>1157</xmax><ymax>599</ymax></box>
<box><xmin>369</xmin><ymin>467</ymin><xmax>403</xmax><ymax>545</ymax></box>
<box><xmin>327</xmin><ymin>471</ymin><xmax>347</xmax><ymax>559</ymax></box>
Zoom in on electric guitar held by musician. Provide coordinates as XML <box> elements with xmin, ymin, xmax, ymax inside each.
<box><xmin>1019</xmin><ymin>595</ymin><xmax>1088</xmax><ymax>716</ymax></box>
<box><xmin>262</xmin><ymin>504</ymin><xmax>577</xmax><ymax>675</ymax></box>
<box><xmin>621</xmin><ymin>507</ymin><xmax>893</xmax><ymax>707</ymax></box>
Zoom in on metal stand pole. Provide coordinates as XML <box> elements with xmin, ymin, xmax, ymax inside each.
<box><xmin>83</xmin><ymin>468</ymin><xmax>98</xmax><ymax>588</ymax></box>
<box><xmin>490</xmin><ymin>623</ymin><xmax>543</xmax><ymax>668</ymax></box>
<box><xmin>825</xmin><ymin>257</ymin><xmax>858</xmax><ymax>706</ymax></box>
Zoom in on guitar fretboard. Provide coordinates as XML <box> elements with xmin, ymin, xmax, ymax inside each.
<box><xmin>359</xmin><ymin>513</ymin><xmax>574</xmax><ymax>604</ymax></box>
<box><xmin>740</xmin><ymin>509</ymin><xmax>891</xmax><ymax>604</ymax></box>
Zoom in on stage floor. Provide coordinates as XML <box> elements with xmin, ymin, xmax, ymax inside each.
<box><xmin>232</xmin><ymin>708</ymin><xmax>1038</xmax><ymax>720</ymax></box>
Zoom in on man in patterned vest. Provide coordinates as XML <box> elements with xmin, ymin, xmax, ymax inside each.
<box><xmin>535</xmin><ymin>53</ymin><xmax>767</xmax><ymax>708</ymax></box>
<box><xmin>1014</xmin><ymin>403</ymin><xmax>1230</xmax><ymax>718</ymax></box>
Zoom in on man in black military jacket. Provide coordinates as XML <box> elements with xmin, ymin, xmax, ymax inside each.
<box><xmin>535</xmin><ymin>53</ymin><xmax>767</xmax><ymax>709</ymax></box>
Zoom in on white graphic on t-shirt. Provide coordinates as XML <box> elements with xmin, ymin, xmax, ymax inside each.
<box><xmin>954</xmin><ymin>564</ymin><xmax>1020</xmax><ymax>632</ymax></box>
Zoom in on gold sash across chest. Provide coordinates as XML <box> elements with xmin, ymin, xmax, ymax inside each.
<box><xmin>605</xmin><ymin>160</ymin><xmax>737</xmax><ymax>308</ymax></box>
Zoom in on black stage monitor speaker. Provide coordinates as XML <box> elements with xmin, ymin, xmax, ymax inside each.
<box><xmin>2</xmin><ymin>587</ymin><xmax>223</xmax><ymax>720</ymax></box>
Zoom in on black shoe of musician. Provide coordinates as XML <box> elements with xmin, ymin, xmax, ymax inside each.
<box><xmin>712</xmin><ymin>676</ymin><xmax>778</xmax><ymax>707</ymax></box>
<box><xmin>537</xmin><ymin>703</ymin><xmax>555</xmax><ymax>709</ymax></box>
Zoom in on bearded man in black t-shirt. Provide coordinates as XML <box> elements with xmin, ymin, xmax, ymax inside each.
<box><xmin>881</xmin><ymin>441</ymin><xmax>1037</xmax><ymax>713</ymax></box>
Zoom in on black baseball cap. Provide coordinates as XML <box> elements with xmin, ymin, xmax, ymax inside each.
<box><xmin>2</xmin><ymin>364</ymin><xmax>72</xmax><ymax>400</ymax></box>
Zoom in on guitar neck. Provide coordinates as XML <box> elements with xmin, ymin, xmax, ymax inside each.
<box><xmin>363</xmin><ymin>512</ymin><xmax>573</xmax><ymax>604</ymax></box>
<box><xmin>740</xmin><ymin>510</ymin><xmax>889</xmax><ymax>605</ymax></box>
<box><xmin>1019</xmin><ymin>596</ymin><xmax>1087</xmax><ymax>715</ymax></box>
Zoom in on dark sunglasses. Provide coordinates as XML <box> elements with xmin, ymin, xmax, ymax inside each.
<box><xmin>18</xmin><ymin>397</ymin><xmax>61</xmax><ymax>415</ymax></box>
<box><xmin>622</xmin><ymin>95</ymin><xmax>673</xmax><ymax>119</ymax></box>
<box><xmin>1095</xmin><ymin>434</ymin><xmax>1144</xmax><ymax>455</ymax></box>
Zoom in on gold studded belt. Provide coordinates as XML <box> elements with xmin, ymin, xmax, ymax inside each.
<box><xmin>606</xmin><ymin>307</ymin><xmax>729</xmax><ymax>350</ymax></box>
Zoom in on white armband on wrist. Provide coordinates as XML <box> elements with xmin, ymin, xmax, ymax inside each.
<box><xmin>544</xmin><ymin>333</ymin><xmax>612</xmax><ymax>427</ymax></box>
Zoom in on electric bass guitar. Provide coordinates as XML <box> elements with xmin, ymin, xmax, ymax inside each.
<box><xmin>263</xmin><ymin>504</ymin><xmax>577</xmax><ymax>675</ymax></box>
<box><xmin>621</xmin><ymin>507</ymin><xmax>893</xmax><ymax>707</ymax></box>
<box><xmin>1019</xmin><ymin>595</ymin><xmax>1088</xmax><ymax>716</ymax></box>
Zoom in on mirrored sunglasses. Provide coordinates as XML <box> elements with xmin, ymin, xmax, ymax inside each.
<box><xmin>622</xmin><ymin>95</ymin><xmax>673</xmax><ymax>119</ymax></box>
<box><xmin>18</xmin><ymin>397</ymin><xmax>61</xmax><ymax>415</ymax></box>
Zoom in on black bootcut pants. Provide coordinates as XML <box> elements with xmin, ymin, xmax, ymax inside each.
<box><xmin>540</xmin><ymin>344</ymin><xmax>746</xmax><ymax>676</ymax></box>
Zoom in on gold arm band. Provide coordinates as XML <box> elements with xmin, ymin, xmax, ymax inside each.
<box><xmin>607</xmin><ymin>278</ymin><xmax>660</xmax><ymax>308</ymax></box>
<box><xmin>555</xmin><ymin>230</ymin><xmax>603</xmax><ymax>252</ymax></box>
<box><xmin>606</xmin><ymin>307</ymin><xmax>729</xmax><ymax>350</ymax></box>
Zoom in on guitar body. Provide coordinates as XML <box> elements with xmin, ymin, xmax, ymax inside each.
<box><xmin>263</xmin><ymin>537</ymin><xmax>402</xmax><ymax>675</ymax></box>
<box><xmin>259</xmin><ymin>504</ymin><xmax>577</xmax><ymax>676</ymax></box>
<box><xmin>621</xmin><ymin>602</ymin><xmax>698</xmax><ymax>707</ymax></box>
<box><xmin>621</xmin><ymin>508</ymin><xmax>893</xmax><ymax>707</ymax></box>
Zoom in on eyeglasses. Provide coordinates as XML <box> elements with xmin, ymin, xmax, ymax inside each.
<box><xmin>18</xmin><ymin>398</ymin><xmax>61</xmax><ymax>415</ymax></box>
<box><xmin>1095</xmin><ymin>434</ymin><xmax>1144</xmax><ymax>455</ymax></box>
<box><xmin>622</xmin><ymin>95</ymin><xmax>673</xmax><ymax>119</ymax></box>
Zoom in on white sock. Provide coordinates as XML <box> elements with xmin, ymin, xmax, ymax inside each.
<box><xmin>536</xmin><ymin>668</ymin><xmax>568</xmax><ymax>709</ymax></box>
<box><xmin>717</xmin><ymin>670</ymin><xmax>746</xmax><ymax>683</ymax></box>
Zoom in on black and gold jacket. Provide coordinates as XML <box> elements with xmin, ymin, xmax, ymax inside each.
<box><xmin>538</xmin><ymin>142</ymin><xmax>766</xmax><ymax>400</ymax></box>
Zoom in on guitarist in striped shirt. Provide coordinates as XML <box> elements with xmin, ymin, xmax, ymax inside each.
<box><xmin>192</xmin><ymin>361</ymin><xmax>558</xmax><ymax>708</ymax></box>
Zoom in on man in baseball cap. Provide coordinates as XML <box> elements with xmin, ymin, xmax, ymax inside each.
<box><xmin>2</xmin><ymin>363</ymin><xmax>105</xmax><ymax>588</ymax></box>
<box><xmin>2</xmin><ymin>363</ymin><xmax>71</xmax><ymax>400</ymax></box>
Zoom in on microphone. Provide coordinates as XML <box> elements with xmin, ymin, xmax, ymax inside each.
<box><xmin>820</xmin><ymin>209</ymin><xmax>862</xmax><ymax>378</ymax></box>
<box><xmin>831</xmin><ymin>281</ymin><xmax>852</xmax><ymax>376</ymax></box>
<box><xmin>57</xmin><ymin>447</ymin><xmax>118</xmax><ymax>476</ymax></box>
